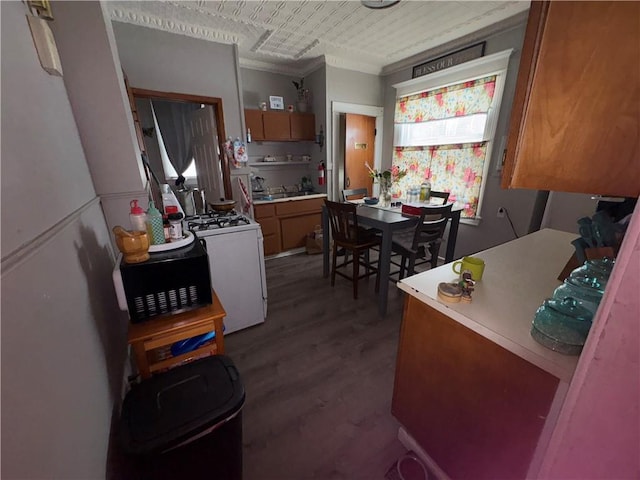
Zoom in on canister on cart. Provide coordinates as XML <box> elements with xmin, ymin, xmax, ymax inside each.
<box><xmin>168</xmin><ymin>212</ymin><xmax>184</xmax><ymax>241</ymax></box>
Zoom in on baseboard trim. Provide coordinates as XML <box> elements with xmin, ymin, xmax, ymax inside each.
<box><xmin>397</xmin><ymin>426</ymin><xmax>451</xmax><ymax>480</ymax></box>
<box><xmin>265</xmin><ymin>248</ymin><xmax>306</xmax><ymax>260</ymax></box>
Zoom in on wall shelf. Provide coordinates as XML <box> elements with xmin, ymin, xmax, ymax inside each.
<box><xmin>249</xmin><ymin>161</ymin><xmax>312</xmax><ymax>167</ymax></box>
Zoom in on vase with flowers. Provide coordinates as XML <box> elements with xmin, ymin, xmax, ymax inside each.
<box><xmin>366</xmin><ymin>163</ymin><xmax>406</xmax><ymax>207</ymax></box>
<box><xmin>292</xmin><ymin>78</ymin><xmax>310</xmax><ymax>112</ymax></box>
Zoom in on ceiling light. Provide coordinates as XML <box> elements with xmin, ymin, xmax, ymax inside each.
<box><xmin>361</xmin><ymin>0</ymin><xmax>400</xmax><ymax>9</ymax></box>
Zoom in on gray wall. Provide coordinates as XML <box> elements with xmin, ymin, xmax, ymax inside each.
<box><xmin>382</xmin><ymin>20</ymin><xmax>538</xmax><ymax>257</ymax></box>
<box><xmin>1</xmin><ymin>2</ymin><xmax>128</xmax><ymax>477</ymax></box>
<box><xmin>113</xmin><ymin>21</ymin><xmax>244</xmax><ymax>140</ymax></box>
<box><xmin>326</xmin><ymin>65</ymin><xmax>384</xmax><ymax>106</ymax></box>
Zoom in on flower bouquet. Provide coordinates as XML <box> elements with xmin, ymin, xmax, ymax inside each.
<box><xmin>366</xmin><ymin>163</ymin><xmax>406</xmax><ymax>206</ymax></box>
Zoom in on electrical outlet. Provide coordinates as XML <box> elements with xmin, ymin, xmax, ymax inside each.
<box><xmin>497</xmin><ymin>207</ymin><xmax>506</xmax><ymax>218</ymax></box>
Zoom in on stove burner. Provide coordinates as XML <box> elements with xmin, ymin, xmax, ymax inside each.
<box><xmin>185</xmin><ymin>212</ymin><xmax>250</xmax><ymax>232</ymax></box>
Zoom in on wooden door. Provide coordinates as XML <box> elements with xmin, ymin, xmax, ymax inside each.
<box><xmin>344</xmin><ymin>113</ymin><xmax>375</xmax><ymax>194</ymax></box>
<box><xmin>245</xmin><ymin>110</ymin><xmax>265</xmax><ymax>141</ymax></box>
<box><xmin>190</xmin><ymin>106</ymin><xmax>224</xmax><ymax>204</ymax></box>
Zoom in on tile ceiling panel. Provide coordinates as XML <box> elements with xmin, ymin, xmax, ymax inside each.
<box><xmin>107</xmin><ymin>0</ymin><xmax>530</xmax><ymax>75</ymax></box>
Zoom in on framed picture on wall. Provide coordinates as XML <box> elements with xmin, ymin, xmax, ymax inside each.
<box><xmin>269</xmin><ymin>96</ymin><xmax>284</xmax><ymax>110</ymax></box>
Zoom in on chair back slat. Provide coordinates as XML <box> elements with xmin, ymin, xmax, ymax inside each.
<box><xmin>341</xmin><ymin>188</ymin><xmax>369</xmax><ymax>202</ymax></box>
<box><xmin>429</xmin><ymin>191</ymin><xmax>450</xmax><ymax>205</ymax></box>
<box><xmin>411</xmin><ymin>204</ymin><xmax>452</xmax><ymax>250</ymax></box>
<box><xmin>325</xmin><ymin>200</ymin><xmax>361</xmax><ymax>244</ymax></box>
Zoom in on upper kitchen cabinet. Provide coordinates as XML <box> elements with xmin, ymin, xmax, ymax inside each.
<box><xmin>245</xmin><ymin>109</ymin><xmax>266</xmax><ymax>141</ymax></box>
<box><xmin>245</xmin><ymin>110</ymin><xmax>315</xmax><ymax>141</ymax></box>
<box><xmin>289</xmin><ymin>113</ymin><xmax>316</xmax><ymax>141</ymax></box>
<box><xmin>502</xmin><ymin>1</ymin><xmax>640</xmax><ymax>197</ymax></box>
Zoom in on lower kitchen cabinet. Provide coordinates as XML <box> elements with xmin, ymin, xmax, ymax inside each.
<box><xmin>392</xmin><ymin>230</ymin><xmax>580</xmax><ymax>479</ymax></box>
<box><xmin>276</xmin><ymin>197</ymin><xmax>324</xmax><ymax>251</ymax></box>
<box><xmin>254</xmin><ymin>204</ymin><xmax>281</xmax><ymax>256</ymax></box>
<box><xmin>254</xmin><ymin>197</ymin><xmax>325</xmax><ymax>255</ymax></box>
<box><xmin>392</xmin><ymin>295</ymin><xmax>558</xmax><ymax>479</ymax></box>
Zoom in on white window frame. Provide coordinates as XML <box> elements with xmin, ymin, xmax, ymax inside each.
<box><xmin>392</xmin><ymin>49</ymin><xmax>513</xmax><ymax>224</ymax></box>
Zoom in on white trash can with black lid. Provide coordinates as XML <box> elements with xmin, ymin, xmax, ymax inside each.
<box><xmin>120</xmin><ymin>355</ymin><xmax>245</xmax><ymax>479</ymax></box>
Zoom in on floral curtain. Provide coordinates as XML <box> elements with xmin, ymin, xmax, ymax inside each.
<box><xmin>393</xmin><ymin>143</ymin><xmax>487</xmax><ymax>219</ymax></box>
<box><xmin>392</xmin><ymin>74</ymin><xmax>496</xmax><ymax>219</ymax></box>
<box><xmin>395</xmin><ymin>75</ymin><xmax>496</xmax><ymax>124</ymax></box>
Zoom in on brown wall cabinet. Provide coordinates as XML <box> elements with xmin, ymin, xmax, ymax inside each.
<box><xmin>245</xmin><ymin>109</ymin><xmax>266</xmax><ymax>141</ymax></box>
<box><xmin>254</xmin><ymin>197</ymin><xmax>324</xmax><ymax>255</ymax></box>
<box><xmin>502</xmin><ymin>1</ymin><xmax>639</xmax><ymax>197</ymax></box>
<box><xmin>244</xmin><ymin>110</ymin><xmax>316</xmax><ymax>141</ymax></box>
<box><xmin>392</xmin><ymin>295</ymin><xmax>558</xmax><ymax>479</ymax></box>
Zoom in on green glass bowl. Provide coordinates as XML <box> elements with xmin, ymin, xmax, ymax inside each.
<box><xmin>531</xmin><ymin>297</ymin><xmax>593</xmax><ymax>355</ymax></box>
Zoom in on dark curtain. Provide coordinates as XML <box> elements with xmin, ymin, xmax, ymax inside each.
<box><xmin>152</xmin><ymin>100</ymin><xmax>200</xmax><ymax>176</ymax></box>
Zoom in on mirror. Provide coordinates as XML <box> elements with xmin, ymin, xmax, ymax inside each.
<box><xmin>131</xmin><ymin>88</ymin><xmax>232</xmax><ymax>206</ymax></box>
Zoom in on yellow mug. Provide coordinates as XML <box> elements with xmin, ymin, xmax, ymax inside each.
<box><xmin>452</xmin><ymin>256</ymin><xmax>485</xmax><ymax>281</ymax></box>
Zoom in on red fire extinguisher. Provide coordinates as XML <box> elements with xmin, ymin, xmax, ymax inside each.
<box><xmin>318</xmin><ymin>162</ymin><xmax>325</xmax><ymax>186</ymax></box>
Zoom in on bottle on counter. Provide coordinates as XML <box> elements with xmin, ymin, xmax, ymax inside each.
<box><xmin>419</xmin><ymin>180</ymin><xmax>431</xmax><ymax>202</ymax></box>
<box><xmin>146</xmin><ymin>200</ymin><xmax>165</xmax><ymax>245</ymax></box>
<box><xmin>168</xmin><ymin>212</ymin><xmax>184</xmax><ymax>241</ymax></box>
<box><xmin>129</xmin><ymin>199</ymin><xmax>147</xmax><ymax>232</ymax></box>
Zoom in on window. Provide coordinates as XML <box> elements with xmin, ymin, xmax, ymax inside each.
<box><xmin>392</xmin><ymin>50</ymin><xmax>512</xmax><ymax>221</ymax></box>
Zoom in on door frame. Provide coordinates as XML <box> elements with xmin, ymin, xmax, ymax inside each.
<box><xmin>331</xmin><ymin>102</ymin><xmax>384</xmax><ymax>201</ymax></box>
<box><xmin>131</xmin><ymin>88</ymin><xmax>231</xmax><ymax>199</ymax></box>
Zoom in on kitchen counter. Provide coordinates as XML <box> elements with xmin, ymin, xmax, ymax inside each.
<box><xmin>392</xmin><ymin>229</ymin><xmax>582</xmax><ymax>479</ymax></box>
<box><xmin>253</xmin><ymin>193</ymin><xmax>327</xmax><ymax>205</ymax></box>
<box><xmin>397</xmin><ymin>228</ymin><xmax>579</xmax><ymax>382</ymax></box>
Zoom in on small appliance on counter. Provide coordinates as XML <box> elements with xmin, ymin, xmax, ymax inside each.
<box><xmin>113</xmin><ymin>238</ymin><xmax>212</xmax><ymax>323</ymax></box>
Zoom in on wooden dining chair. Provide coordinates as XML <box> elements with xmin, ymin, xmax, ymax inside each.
<box><xmin>391</xmin><ymin>203</ymin><xmax>453</xmax><ymax>279</ymax></box>
<box><xmin>324</xmin><ymin>200</ymin><xmax>381</xmax><ymax>299</ymax></box>
<box><xmin>429</xmin><ymin>190</ymin><xmax>451</xmax><ymax>204</ymax></box>
<box><xmin>341</xmin><ymin>188</ymin><xmax>369</xmax><ymax>202</ymax></box>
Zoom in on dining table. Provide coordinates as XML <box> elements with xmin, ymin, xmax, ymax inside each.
<box><xmin>322</xmin><ymin>201</ymin><xmax>462</xmax><ymax>316</ymax></box>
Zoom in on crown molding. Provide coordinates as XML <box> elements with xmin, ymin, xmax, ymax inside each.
<box><xmin>238</xmin><ymin>58</ymin><xmax>302</xmax><ymax>76</ymax></box>
<box><xmin>109</xmin><ymin>7</ymin><xmax>243</xmax><ymax>45</ymax></box>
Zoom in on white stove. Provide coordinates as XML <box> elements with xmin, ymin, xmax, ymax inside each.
<box><xmin>184</xmin><ymin>209</ymin><xmax>267</xmax><ymax>334</ymax></box>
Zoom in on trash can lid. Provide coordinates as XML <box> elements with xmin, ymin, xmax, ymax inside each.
<box><xmin>120</xmin><ymin>355</ymin><xmax>245</xmax><ymax>455</ymax></box>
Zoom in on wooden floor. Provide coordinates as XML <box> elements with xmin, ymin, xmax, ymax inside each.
<box><xmin>108</xmin><ymin>251</ymin><xmax>419</xmax><ymax>480</ymax></box>
<box><xmin>226</xmin><ymin>252</ymin><xmax>409</xmax><ymax>480</ymax></box>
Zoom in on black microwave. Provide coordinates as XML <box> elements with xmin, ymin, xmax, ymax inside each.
<box><xmin>118</xmin><ymin>238</ymin><xmax>212</xmax><ymax>323</ymax></box>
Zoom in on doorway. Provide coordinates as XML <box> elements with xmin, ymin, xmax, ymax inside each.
<box><xmin>331</xmin><ymin>102</ymin><xmax>384</xmax><ymax>201</ymax></box>
<box><xmin>344</xmin><ymin>113</ymin><xmax>376</xmax><ymax>195</ymax></box>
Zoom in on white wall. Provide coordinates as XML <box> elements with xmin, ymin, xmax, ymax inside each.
<box><xmin>1</xmin><ymin>2</ymin><xmax>128</xmax><ymax>478</ymax></box>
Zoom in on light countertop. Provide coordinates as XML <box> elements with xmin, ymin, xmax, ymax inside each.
<box><xmin>253</xmin><ymin>193</ymin><xmax>327</xmax><ymax>205</ymax></box>
<box><xmin>397</xmin><ymin>228</ymin><xmax>580</xmax><ymax>383</ymax></box>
